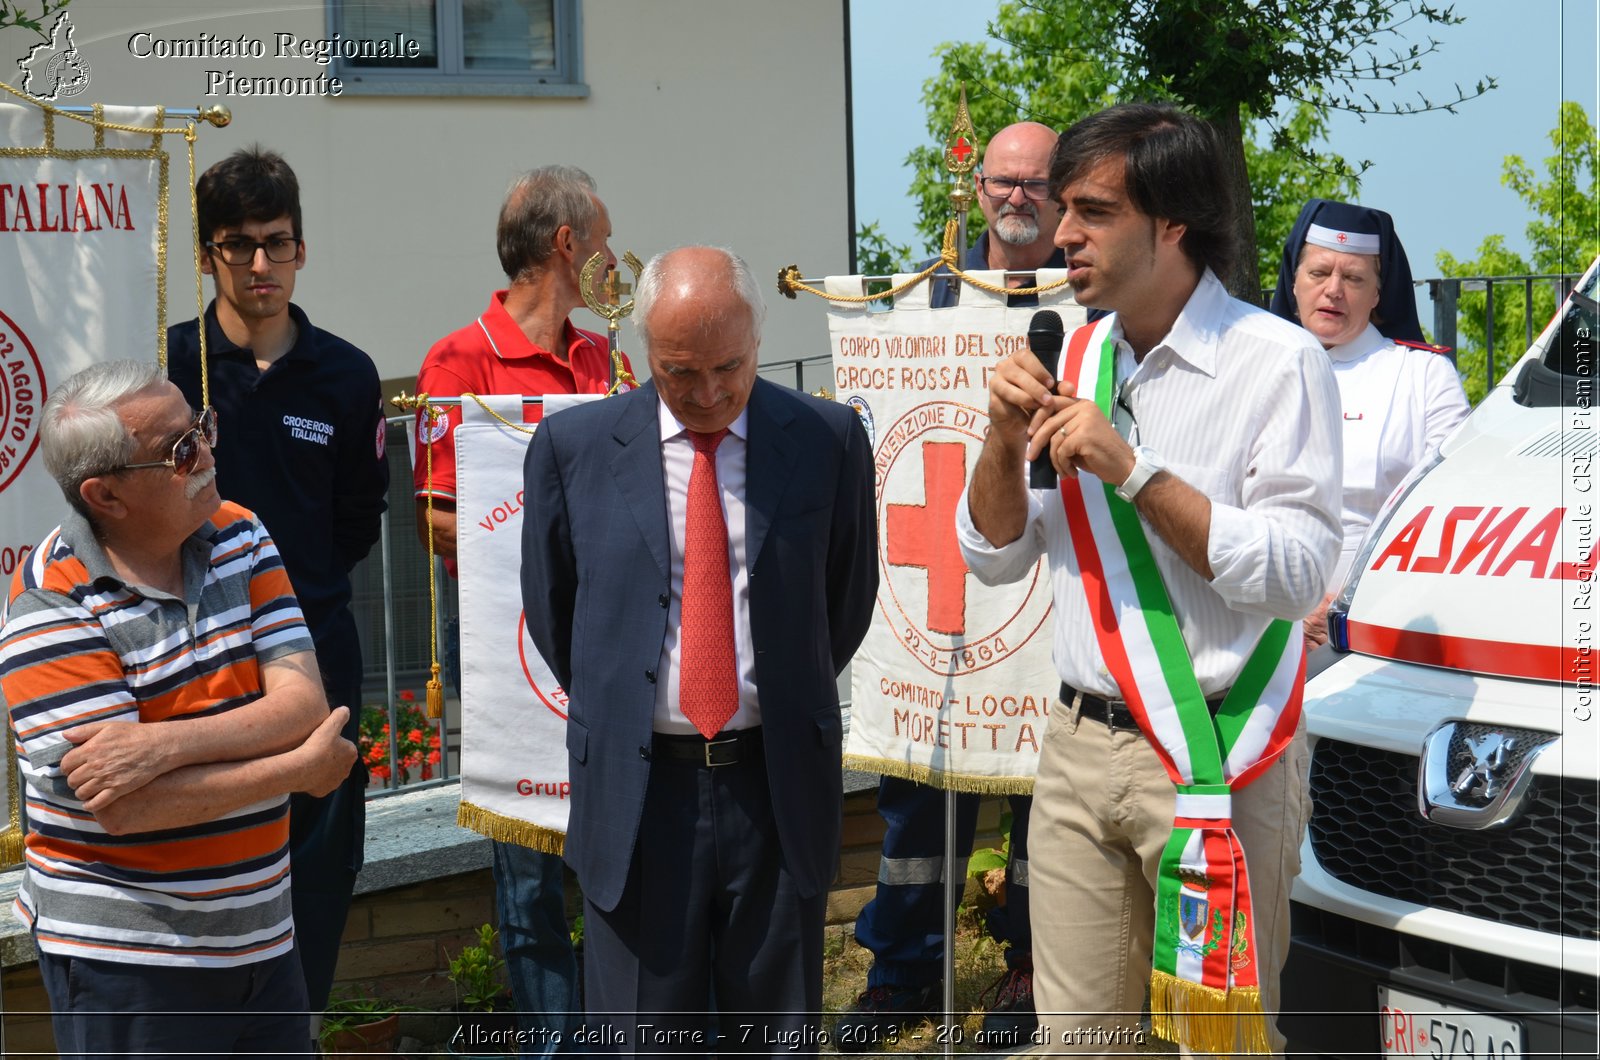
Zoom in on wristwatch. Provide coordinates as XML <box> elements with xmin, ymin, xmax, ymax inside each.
<box><xmin>1115</xmin><ymin>445</ymin><xmax>1165</xmax><ymax>502</ymax></box>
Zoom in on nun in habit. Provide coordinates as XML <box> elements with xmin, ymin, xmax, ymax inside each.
<box><xmin>1269</xmin><ymin>198</ymin><xmax>1470</xmax><ymax>645</ymax></box>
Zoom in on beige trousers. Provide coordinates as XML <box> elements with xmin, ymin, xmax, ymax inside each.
<box><xmin>1029</xmin><ymin>700</ymin><xmax>1311</xmax><ymax>1056</ymax></box>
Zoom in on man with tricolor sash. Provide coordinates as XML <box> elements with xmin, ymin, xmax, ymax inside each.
<box><xmin>958</xmin><ymin>103</ymin><xmax>1342</xmax><ymax>1055</ymax></box>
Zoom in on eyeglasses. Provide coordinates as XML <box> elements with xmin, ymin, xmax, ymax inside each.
<box><xmin>978</xmin><ymin>176</ymin><xmax>1052</xmax><ymax>201</ymax></box>
<box><xmin>109</xmin><ymin>407</ymin><xmax>219</xmax><ymax>476</ymax></box>
<box><xmin>204</xmin><ymin>237</ymin><xmax>302</xmax><ymax>266</ymax></box>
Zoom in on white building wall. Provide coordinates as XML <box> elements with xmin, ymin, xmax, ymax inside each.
<box><xmin>42</xmin><ymin>0</ymin><xmax>851</xmax><ymax>384</ymax></box>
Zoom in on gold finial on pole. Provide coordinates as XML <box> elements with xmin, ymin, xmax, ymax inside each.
<box><xmin>196</xmin><ymin>104</ymin><xmax>232</xmax><ymax>128</ymax></box>
<box><xmin>580</xmin><ymin>250</ymin><xmax>644</xmax><ymax>392</ymax></box>
<box><xmin>777</xmin><ymin>264</ymin><xmax>802</xmax><ymax>300</ymax></box>
<box><xmin>944</xmin><ymin>82</ymin><xmax>980</xmax><ymax>220</ymax></box>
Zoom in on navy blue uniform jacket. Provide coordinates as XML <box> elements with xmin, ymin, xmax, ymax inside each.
<box><xmin>520</xmin><ymin>378</ymin><xmax>878</xmax><ymax>913</ymax></box>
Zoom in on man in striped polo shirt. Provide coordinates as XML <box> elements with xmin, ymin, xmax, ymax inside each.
<box><xmin>0</xmin><ymin>360</ymin><xmax>357</xmax><ymax>1056</ymax></box>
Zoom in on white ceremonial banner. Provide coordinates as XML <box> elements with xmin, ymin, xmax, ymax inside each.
<box><xmin>832</xmin><ymin>270</ymin><xmax>1085</xmax><ymax>792</ymax></box>
<box><xmin>1</xmin><ymin>101</ymin><xmax>169</xmax><ymax>866</ymax></box>
<box><xmin>453</xmin><ymin>394</ymin><xmax>596</xmax><ymax>851</ymax></box>
<box><xmin>0</xmin><ymin>103</ymin><xmax>169</xmax><ymax>576</ymax></box>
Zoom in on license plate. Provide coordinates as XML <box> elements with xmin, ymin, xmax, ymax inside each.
<box><xmin>1378</xmin><ymin>985</ymin><xmax>1525</xmax><ymax>1059</ymax></box>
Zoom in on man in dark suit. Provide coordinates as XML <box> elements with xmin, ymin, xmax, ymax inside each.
<box><xmin>521</xmin><ymin>246</ymin><xmax>877</xmax><ymax>1052</ymax></box>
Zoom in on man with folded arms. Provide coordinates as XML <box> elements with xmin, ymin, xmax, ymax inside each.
<box><xmin>1</xmin><ymin>361</ymin><xmax>355</xmax><ymax>1056</ymax></box>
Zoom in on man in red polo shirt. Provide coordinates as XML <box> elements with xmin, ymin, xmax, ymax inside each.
<box><xmin>412</xmin><ymin>164</ymin><xmax>628</xmax><ymax>1055</ymax></box>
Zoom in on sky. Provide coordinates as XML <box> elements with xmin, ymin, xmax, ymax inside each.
<box><xmin>850</xmin><ymin>0</ymin><xmax>1600</xmax><ymax>279</ymax></box>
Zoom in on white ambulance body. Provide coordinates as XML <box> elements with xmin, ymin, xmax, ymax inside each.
<box><xmin>1280</xmin><ymin>258</ymin><xmax>1599</xmax><ymax>1058</ymax></box>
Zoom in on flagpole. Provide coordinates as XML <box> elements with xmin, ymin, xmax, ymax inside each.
<box><xmin>940</xmin><ymin>84</ymin><xmax>979</xmax><ymax>1057</ymax></box>
<box><xmin>52</xmin><ymin>104</ymin><xmax>232</xmax><ymax>125</ymax></box>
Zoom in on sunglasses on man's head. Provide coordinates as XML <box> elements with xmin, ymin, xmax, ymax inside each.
<box><xmin>109</xmin><ymin>407</ymin><xmax>219</xmax><ymax>476</ymax></box>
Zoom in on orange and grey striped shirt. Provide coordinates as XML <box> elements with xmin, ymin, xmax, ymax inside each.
<box><xmin>1</xmin><ymin>502</ymin><xmax>312</xmax><ymax>967</ymax></box>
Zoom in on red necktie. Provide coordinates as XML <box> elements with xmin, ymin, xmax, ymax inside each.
<box><xmin>680</xmin><ymin>429</ymin><xmax>739</xmax><ymax>738</ymax></box>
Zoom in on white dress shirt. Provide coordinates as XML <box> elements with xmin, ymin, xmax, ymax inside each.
<box><xmin>654</xmin><ymin>401</ymin><xmax>760</xmax><ymax>734</ymax></box>
<box><xmin>957</xmin><ymin>269</ymin><xmax>1343</xmax><ymax>697</ymax></box>
<box><xmin>1326</xmin><ymin>323</ymin><xmax>1470</xmax><ymax>586</ymax></box>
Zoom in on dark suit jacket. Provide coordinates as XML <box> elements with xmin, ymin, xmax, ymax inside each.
<box><xmin>521</xmin><ymin>377</ymin><xmax>878</xmax><ymax>913</ymax></box>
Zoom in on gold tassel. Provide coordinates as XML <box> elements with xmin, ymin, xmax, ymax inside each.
<box><xmin>426</xmin><ymin>662</ymin><xmax>444</xmax><ymax>720</ymax></box>
<box><xmin>1229</xmin><ymin>985</ymin><xmax>1272</xmax><ymax>1054</ymax></box>
<box><xmin>457</xmin><ymin>801</ymin><xmax>565</xmax><ymax>855</ymax></box>
<box><xmin>1150</xmin><ymin>970</ymin><xmax>1267</xmax><ymax>1058</ymax></box>
<box><xmin>0</xmin><ymin>827</ymin><xmax>22</xmax><ymax>866</ymax></box>
<box><xmin>421</xmin><ymin>398</ymin><xmax>445</xmax><ymax>722</ymax></box>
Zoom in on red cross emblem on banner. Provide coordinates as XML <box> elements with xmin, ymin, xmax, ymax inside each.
<box><xmin>886</xmin><ymin>440</ymin><xmax>971</xmax><ymax>636</ymax></box>
<box><xmin>950</xmin><ymin>136</ymin><xmax>973</xmax><ymax>164</ymax></box>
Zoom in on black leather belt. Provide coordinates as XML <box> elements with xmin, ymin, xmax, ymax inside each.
<box><xmin>652</xmin><ymin>727</ymin><xmax>762</xmax><ymax>767</ymax></box>
<box><xmin>1060</xmin><ymin>684</ymin><xmax>1226</xmax><ymax>732</ymax></box>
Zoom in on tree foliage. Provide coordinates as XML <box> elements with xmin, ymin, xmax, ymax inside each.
<box><xmin>1436</xmin><ymin>102</ymin><xmax>1597</xmax><ymax>401</ymax></box>
<box><xmin>0</xmin><ymin>1</ymin><xmax>71</xmax><ymax>43</ymax></box>
<box><xmin>854</xmin><ymin>221</ymin><xmax>913</xmax><ymax>279</ymax></box>
<box><xmin>880</xmin><ymin>0</ymin><xmax>1490</xmax><ymax>302</ymax></box>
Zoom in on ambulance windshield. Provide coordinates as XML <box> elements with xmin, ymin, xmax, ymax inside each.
<box><xmin>1512</xmin><ymin>263</ymin><xmax>1599</xmax><ymax>408</ymax></box>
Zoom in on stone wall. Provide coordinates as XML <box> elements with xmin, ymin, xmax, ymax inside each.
<box><xmin>0</xmin><ymin>781</ymin><xmax>1007</xmax><ymax>1053</ymax></box>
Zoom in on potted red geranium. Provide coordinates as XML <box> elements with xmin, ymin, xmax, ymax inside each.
<box><xmin>359</xmin><ymin>689</ymin><xmax>443</xmax><ymax>787</ymax></box>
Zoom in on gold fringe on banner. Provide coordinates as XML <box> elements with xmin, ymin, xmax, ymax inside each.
<box><xmin>1149</xmin><ymin>970</ymin><xmax>1270</xmax><ymax>1057</ymax></box>
<box><xmin>457</xmin><ymin>801</ymin><xmax>565</xmax><ymax>856</ymax></box>
<box><xmin>841</xmin><ymin>753</ymin><xmax>1034</xmax><ymax>796</ymax></box>
<box><xmin>2</xmin><ymin>729</ymin><xmax>23</xmax><ymax>866</ymax></box>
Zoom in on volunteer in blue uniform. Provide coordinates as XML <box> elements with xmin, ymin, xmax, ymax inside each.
<box><xmin>840</xmin><ymin>121</ymin><xmax>1067</xmax><ymax>1045</ymax></box>
<box><xmin>1269</xmin><ymin>198</ymin><xmax>1469</xmax><ymax>645</ymax></box>
<box><xmin>167</xmin><ymin>146</ymin><xmax>389</xmax><ymax>1015</ymax></box>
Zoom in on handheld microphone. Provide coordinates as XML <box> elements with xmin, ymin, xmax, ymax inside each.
<box><xmin>1026</xmin><ymin>310</ymin><xmax>1065</xmax><ymax>489</ymax></box>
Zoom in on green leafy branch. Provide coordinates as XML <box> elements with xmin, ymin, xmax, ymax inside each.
<box><xmin>0</xmin><ymin>0</ymin><xmax>71</xmax><ymax>43</ymax></box>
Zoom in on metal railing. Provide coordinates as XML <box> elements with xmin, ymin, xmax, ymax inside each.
<box><xmin>1424</xmin><ymin>273</ymin><xmax>1582</xmax><ymax>388</ymax></box>
<box><xmin>757</xmin><ymin>353</ymin><xmax>834</xmax><ymax>394</ymax></box>
<box><xmin>349</xmin><ymin>417</ymin><xmax>455</xmax><ymax>795</ymax></box>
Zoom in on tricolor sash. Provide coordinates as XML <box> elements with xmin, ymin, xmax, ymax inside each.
<box><xmin>1055</xmin><ymin>318</ymin><xmax>1305</xmax><ymax>1055</ymax></box>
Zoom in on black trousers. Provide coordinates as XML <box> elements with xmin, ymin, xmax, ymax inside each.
<box><xmin>581</xmin><ymin>747</ymin><xmax>827</xmax><ymax>1058</ymax></box>
<box><xmin>39</xmin><ymin>946</ymin><xmax>311</xmax><ymax>1059</ymax></box>
<box><xmin>290</xmin><ymin>617</ymin><xmax>367</xmax><ymax>1011</ymax></box>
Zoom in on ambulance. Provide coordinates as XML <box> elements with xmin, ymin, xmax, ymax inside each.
<box><xmin>1279</xmin><ymin>257</ymin><xmax>1599</xmax><ymax>1058</ymax></box>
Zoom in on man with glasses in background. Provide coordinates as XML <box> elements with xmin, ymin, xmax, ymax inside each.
<box><xmin>925</xmin><ymin>121</ymin><xmax>1066</xmax><ymax>310</ymax></box>
<box><xmin>1</xmin><ymin>360</ymin><xmax>357</xmax><ymax>1055</ymax></box>
<box><xmin>838</xmin><ymin>121</ymin><xmax>1065</xmax><ymax>1046</ymax></box>
<box><xmin>167</xmin><ymin>146</ymin><xmax>389</xmax><ymax>1018</ymax></box>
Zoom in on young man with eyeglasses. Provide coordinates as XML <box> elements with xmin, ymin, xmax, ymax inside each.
<box><xmin>1</xmin><ymin>360</ymin><xmax>357</xmax><ymax>1056</ymax></box>
<box><xmin>166</xmin><ymin>146</ymin><xmax>389</xmax><ymax>1018</ymax></box>
<box><xmin>839</xmin><ymin>121</ymin><xmax>1069</xmax><ymax>1047</ymax></box>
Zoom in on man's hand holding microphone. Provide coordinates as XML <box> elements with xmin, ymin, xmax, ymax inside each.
<box><xmin>991</xmin><ymin>309</ymin><xmax>1136</xmax><ymax>492</ymax></box>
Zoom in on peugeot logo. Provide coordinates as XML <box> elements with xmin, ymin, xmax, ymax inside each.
<box><xmin>1418</xmin><ymin>721</ymin><xmax>1556</xmax><ymax>829</ymax></box>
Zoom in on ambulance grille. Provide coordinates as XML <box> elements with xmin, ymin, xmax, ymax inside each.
<box><xmin>1517</xmin><ymin>428</ymin><xmax>1597</xmax><ymax>458</ymax></box>
<box><xmin>1307</xmin><ymin>738</ymin><xmax>1599</xmax><ymax>941</ymax></box>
